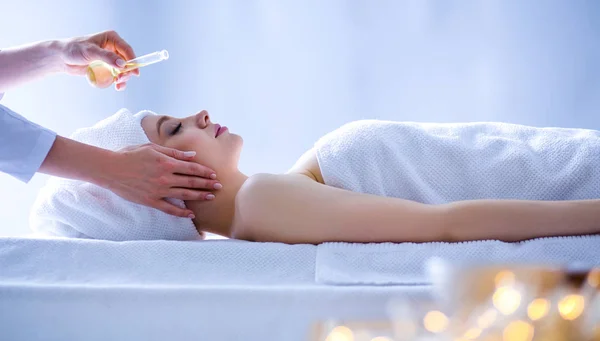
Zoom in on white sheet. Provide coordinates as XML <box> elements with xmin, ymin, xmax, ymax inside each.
<box><xmin>0</xmin><ymin>237</ymin><xmax>316</xmax><ymax>286</ymax></box>
<box><xmin>0</xmin><ymin>237</ymin><xmax>428</xmax><ymax>341</ymax></box>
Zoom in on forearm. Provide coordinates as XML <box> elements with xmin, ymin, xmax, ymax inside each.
<box><xmin>444</xmin><ymin>199</ymin><xmax>600</xmax><ymax>242</ymax></box>
<box><xmin>0</xmin><ymin>40</ymin><xmax>64</xmax><ymax>93</ymax></box>
<box><xmin>39</xmin><ymin>135</ymin><xmax>117</xmax><ymax>188</ymax></box>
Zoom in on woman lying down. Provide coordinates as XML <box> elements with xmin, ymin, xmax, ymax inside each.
<box><xmin>30</xmin><ymin>109</ymin><xmax>600</xmax><ymax>244</ymax></box>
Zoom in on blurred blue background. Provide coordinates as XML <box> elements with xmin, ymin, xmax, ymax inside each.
<box><xmin>2</xmin><ymin>0</ymin><xmax>600</xmax><ymax>235</ymax></box>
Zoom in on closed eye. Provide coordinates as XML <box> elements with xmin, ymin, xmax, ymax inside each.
<box><xmin>170</xmin><ymin>123</ymin><xmax>183</xmax><ymax>136</ymax></box>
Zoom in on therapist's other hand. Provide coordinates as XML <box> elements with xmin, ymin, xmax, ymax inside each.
<box><xmin>58</xmin><ymin>30</ymin><xmax>139</xmax><ymax>91</ymax></box>
<box><xmin>104</xmin><ymin>144</ymin><xmax>219</xmax><ymax>218</ymax></box>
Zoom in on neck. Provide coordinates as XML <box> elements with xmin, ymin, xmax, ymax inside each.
<box><xmin>185</xmin><ymin>170</ymin><xmax>248</xmax><ymax>238</ymax></box>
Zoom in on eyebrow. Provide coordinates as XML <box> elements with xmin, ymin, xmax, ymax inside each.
<box><xmin>156</xmin><ymin>116</ymin><xmax>169</xmax><ymax>137</ymax></box>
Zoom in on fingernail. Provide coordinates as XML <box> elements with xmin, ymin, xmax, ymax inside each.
<box><xmin>210</xmin><ymin>173</ymin><xmax>217</xmax><ymax>179</ymax></box>
<box><xmin>116</xmin><ymin>59</ymin><xmax>126</xmax><ymax>67</ymax></box>
<box><xmin>188</xmin><ymin>214</ymin><xmax>195</xmax><ymax>219</ymax></box>
<box><xmin>206</xmin><ymin>194</ymin><xmax>215</xmax><ymax>200</ymax></box>
<box><xmin>213</xmin><ymin>183</ymin><xmax>223</xmax><ymax>190</ymax></box>
<box><xmin>183</xmin><ymin>151</ymin><xmax>196</xmax><ymax>157</ymax></box>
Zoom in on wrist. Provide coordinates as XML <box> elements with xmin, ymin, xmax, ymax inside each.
<box><xmin>39</xmin><ymin>136</ymin><xmax>121</xmax><ymax>187</ymax></box>
<box><xmin>86</xmin><ymin>149</ymin><xmax>123</xmax><ymax>189</ymax></box>
<box><xmin>40</xmin><ymin>40</ymin><xmax>67</xmax><ymax>74</ymax></box>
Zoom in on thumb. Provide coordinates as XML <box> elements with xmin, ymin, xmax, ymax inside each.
<box><xmin>152</xmin><ymin>144</ymin><xmax>197</xmax><ymax>161</ymax></box>
<box><xmin>86</xmin><ymin>45</ymin><xmax>126</xmax><ymax>69</ymax></box>
<box><xmin>153</xmin><ymin>199</ymin><xmax>195</xmax><ymax>219</ymax></box>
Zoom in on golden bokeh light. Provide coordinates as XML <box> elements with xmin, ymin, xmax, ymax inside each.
<box><xmin>326</xmin><ymin>326</ymin><xmax>354</xmax><ymax>341</ymax></box>
<box><xmin>493</xmin><ymin>286</ymin><xmax>522</xmax><ymax>315</ymax></box>
<box><xmin>494</xmin><ymin>271</ymin><xmax>516</xmax><ymax>288</ymax></box>
<box><xmin>423</xmin><ymin>310</ymin><xmax>449</xmax><ymax>333</ymax></box>
<box><xmin>557</xmin><ymin>294</ymin><xmax>585</xmax><ymax>321</ymax></box>
<box><xmin>587</xmin><ymin>270</ymin><xmax>600</xmax><ymax>288</ymax></box>
<box><xmin>527</xmin><ymin>298</ymin><xmax>550</xmax><ymax>321</ymax></box>
<box><xmin>503</xmin><ymin>320</ymin><xmax>534</xmax><ymax>341</ymax></box>
<box><xmin>464</xmin><ymin>327</ymin><xmax>482</xmax><ymax>340</ymax></box>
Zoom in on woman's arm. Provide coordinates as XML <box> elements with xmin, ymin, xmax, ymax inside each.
<box><xmin>235</xmin><ymin>174</ymin><xmax>600</xmax><ymax>244</ymax></box>
<box><xmin>0</xmin><ymin>30</ymin><xmax>138</xmax><ymax>93</ymax></box>
<box><xmin>38</xmin><ymin>136</ymin><xmax>219</xmax><ymax>218</ymax></box>
<box><xmin>0</xmin><ymin>40</ymin><xmax>63</xmax><ymax>93</ymax></box>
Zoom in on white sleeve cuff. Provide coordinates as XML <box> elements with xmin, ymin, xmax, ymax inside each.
<box><xmin>21</xmin><ymin>127</ymin><xmax>57</xmax><ymax>182</ymax></box>
<box><xmin>0</xmin><ymin>104</ymin><xmax>57</xmax><ymax>183</ymax></box>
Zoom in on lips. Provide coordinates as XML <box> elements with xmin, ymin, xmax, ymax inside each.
<box><xmin>215</xmin><ymin>124</ymin><xmax>228</xmax><ymax>137</ymax></box>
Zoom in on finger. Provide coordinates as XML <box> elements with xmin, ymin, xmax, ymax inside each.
<box><xmin>115</xmin><ymin>82</ymin><xmax>127</xmax><ymax>91</ymax></box>
<box><xmin>173</xmin><ymin>159</ymin><xmax>218</xmax><ymax>180</ymax></box>
<box><xmin>152</xmin><ymin>200</ymin><xmax>196</xmax><ymax>219</ymax></box>
<box><xmin>173</xmin><ymin>175</ymin><xmax>222</xmax><ymax>191</ymax></box>
<box><xmin>152</xmin><ymin>145</ymin><xmax>217</xmax><ymax>179</ymax></box>
<box><xmin>116</xmin><ymin>73</ymin><xmax>131</xmax><ymax>84</ymax></box>
<box><xmin>87</xmin><ymin>45</ymin><xmax>126</xmax><ymax>69</ymax></box>
<box><xmin>106</xmin><ymin>31</ymin><xmax>137</xmax><ymax>61</ymax></box>
<box><xmin>105</xmin><ymin>31</ymin><xmax>140</xmax><ymax>76</ymax></box>
<box><xmin>168</xmin><ymin>188</ymin><xmax>216</xmax><ymax>201</ymax></box>
<box><xmin>152</xmin><ymin>144</ymin><xmax>193</xmax><ymax>160</ymax></box>
<box><xmin>120</xmin><ymin>70</ymin><xmax>136</xmax><ymax>78</ymax></box>
<box><xmin>152</xmin><ymin>145</ymin><xmax>218</xmax><ymax>179</ymax></box>
<box><xmin>131</xmin><ymin>67</ymin><xmax>140</xmax><ymax>76</ymax></box>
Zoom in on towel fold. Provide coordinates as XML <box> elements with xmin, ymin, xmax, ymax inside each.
<box><xmin>316</xmin><ymin>236</ymin><xmax>600</xmax><ymax>285</ymax></box>
<box><xmin>29</xmin><ymin>109</ymin><xmax>201</xmax><ymax>241</ymax></box>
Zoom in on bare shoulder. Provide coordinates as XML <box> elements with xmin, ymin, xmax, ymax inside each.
<box><xmin>286</xmin><ymin>148</ymin><xmax>325</xmax><ymax>184</ymax></box>
<box><xmin>235</xmin><ymin>173</ymin><xmax>315</xmax><ymax>212</ymax></box>
<box><xmin>232</xmin><ymin>173</ymin><xmax>316</xmax><ymax>240</ymax></box>
<box><xmin>236</xmin><ymin>173</ymin><xmax>287</xmax><ymax>201</ymax></box>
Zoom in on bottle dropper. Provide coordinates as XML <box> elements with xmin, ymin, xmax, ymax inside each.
<box><xmin>86</xmin><ymin>50</ymin><xmax>169</xmax><ymax>89</ymax></box>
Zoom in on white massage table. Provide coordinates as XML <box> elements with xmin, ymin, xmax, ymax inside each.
<box><xmin>0</xmin><ymin>237</ymin><xmax>431</xmax><ymax>341</ymax></box>
<box><xmin>1</xmin><ymin>235</ymin><xmax>599</xmax><ymax>341</ymax></box>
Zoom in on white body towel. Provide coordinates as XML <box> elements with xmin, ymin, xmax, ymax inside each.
<box><xmin>316</xmin><ymin>120</ymin><xmax>600</xmax><ymax>202</ymax></box>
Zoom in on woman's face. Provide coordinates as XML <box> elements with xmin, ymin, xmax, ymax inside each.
<box><xmin>142</xmin><ymin>110</ymin><xmax>243</xmax><ymax>172</ymax></box>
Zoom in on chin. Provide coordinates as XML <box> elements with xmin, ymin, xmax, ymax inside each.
<box><xmin>230</xmin><ymin>133</ymin><xmax>243</xmax><ymax>148</ymax></box>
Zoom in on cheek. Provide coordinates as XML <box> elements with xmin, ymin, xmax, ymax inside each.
<box><xmin>166</xmin><ymin>134</ymin><xmax>223</xmax><ymax>166</ymax></box>
<box><xmin>166</xmin><ymin>134</ymin><xmax>205</xmax><ymax>152</ymax></box>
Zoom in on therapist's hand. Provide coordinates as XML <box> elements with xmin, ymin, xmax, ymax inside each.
<box><xmin>103</xmin><ymin>144</ymin><xmax>220</xmax><ymax>218</ymax></box>
<box><xmin>58</xmin><ymin>30</ymin><xmax>139</xmax><ymax>91</ymax></box>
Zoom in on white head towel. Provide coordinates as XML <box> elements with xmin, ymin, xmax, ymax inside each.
<box><xmin>29</xmin><ymin>108</ymin><xmax>202</xmax><ymax>241</ymax></box>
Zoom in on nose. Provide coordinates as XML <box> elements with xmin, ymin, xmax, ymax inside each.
<box><xmin>195</xmin><ymin>110</ymin><xmax>210</xmax><ymax>128</ymax></box>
